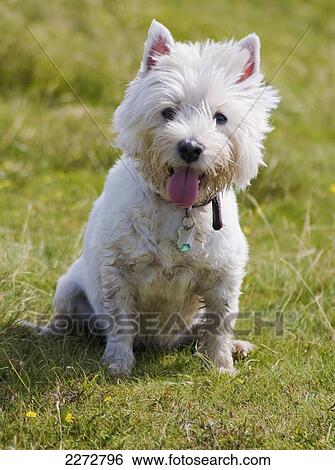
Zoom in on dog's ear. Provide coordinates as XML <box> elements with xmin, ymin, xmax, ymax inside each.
<box><xmin>142</xmin><ymin>19</ymin><xmax>174</xmax><ymax>72</ymax></box>
<box><xmin>237</xmin><ymin>33</ymin><xmax>260</xmax><ymax>82</ymax></box>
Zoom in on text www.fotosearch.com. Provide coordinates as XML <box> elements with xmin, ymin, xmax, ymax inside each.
<box><xmin>131</xmin><ymin>453</ymin><xmax>271</xmax><ymax>466</ymax></box>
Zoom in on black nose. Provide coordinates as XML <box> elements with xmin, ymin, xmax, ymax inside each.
<box><xmin>177</xmin><ymin>139</ymin><xmax>204</xmax><ymax>163</ymax></box>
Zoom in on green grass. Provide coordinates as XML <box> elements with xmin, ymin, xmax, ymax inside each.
<box><xmin>0</xmin><ymin>0</ymin><xmax>334</xmax><ymax>450</ymax></box>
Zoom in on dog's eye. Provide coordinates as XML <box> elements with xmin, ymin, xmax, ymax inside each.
<box><xmin>214</xmin><ymin>112</ymin><xmax>228</xmax><ymax>125</ymax></box>
<box><xmin>161</xmin><ymin>108</ymin><xmax>176</xmax><ymax>121</ymax></box>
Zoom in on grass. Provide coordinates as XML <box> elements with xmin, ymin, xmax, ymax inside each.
<box><xmin>0</xmin><ymin>0</ymin><xmax>334</xmax><ymax>450</ymax></box>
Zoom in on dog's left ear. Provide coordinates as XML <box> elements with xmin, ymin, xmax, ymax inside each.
<box><xmin>237</xmin><ymin>33</ymin><xmax>260</xmax><ymax>82</ymax></box>
<box><xmin>142</xmin><ymin>19</ymin><xmax>175</xmax><ymax>72</ymax></box>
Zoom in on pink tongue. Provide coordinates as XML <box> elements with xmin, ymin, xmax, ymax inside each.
<box><xmin>167</xmin><ymin>167</ymin><xmax>199</xmax><ymax>208</ymax></box>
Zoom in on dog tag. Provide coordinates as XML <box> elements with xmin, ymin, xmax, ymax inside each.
<box><xmin>177</xmin><ymin>210</ymin><xmax>196</xmax><ymax>252</ymax></box>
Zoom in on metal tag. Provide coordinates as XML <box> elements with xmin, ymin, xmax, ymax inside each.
<box><xmin>177</xmin><ymin>210</ymin><xmax>196</xmax><ymax>252</ymax></box>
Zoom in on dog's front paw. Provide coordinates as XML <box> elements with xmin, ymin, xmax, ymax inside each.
<box><xmin>197</xmin><ymin>338</ymin><xmax>235</xmax><ymax>374</ymax></box>
<box><xmin>102</xmin><ymin>355</ymin><xmax>134</xmax><ymax>377</ymax></box>
<box><xmin>102</xmin><ymin>341</ymin><xmax>135</xmax><ymax>377</ymax></box>
<box><xmin>104</xmin><ymin>361</ymin><xmax>133</xmax><ymax>377</ymax></box>
<box><xmin>209</xmin><ymin>353</ymin><xmax>237</xmax><ymax>376</ymax></box>
<box><xmin>218</xmin><ymin>365</ymin><xmax>237</xmax><ymax>376</ymax></box>
<box><xmin>231</xmin><ymin>339</ymin><xmax>254</xmax><ymax>358</ymax></box>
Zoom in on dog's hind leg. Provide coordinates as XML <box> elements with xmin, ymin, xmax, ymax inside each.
<box><xmin>48</xmin><ymin>266</ymin><xmax>93</xmax><ymax>336</ymax></box>
<box><xmin>51</xmin><ymin>258</ymin><xmax>95</xmax><ymax>335</ymax></box>
<box><xmin>53</xmin><ymin>261</ymin><xmax>92</xmax><ymax>315</ymax></box>
<box><xmin>22</xmin><ymin>259</ymin><xmax>94</xmax><ymax>337</ymax></box>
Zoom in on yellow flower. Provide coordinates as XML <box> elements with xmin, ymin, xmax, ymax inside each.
<box><xmin>243</xmin><ymin>225</ymin><xmax>251</xmax><ymax>235</ymax></box>
<box><xmin>329</xmin><ymin>184</ymin><xmax>335</xmax><ymax>194</ymax></box>
<box><xmin>64</xmin><ymin>412</ymin><xmax>74</xmax><ymax>424</ymax></box>
<box><xmin>26</xmin><ymin>410</ymin><xmax>37</xmax><ymax>418</ymax></box>
<box><xmin>103</xmin><ymin>395</ymin><xmax>112</xmax><ymax>403</ymax></box>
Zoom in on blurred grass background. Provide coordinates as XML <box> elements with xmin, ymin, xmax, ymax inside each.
<box><xmin>0</xmin><ymin>0</ymin><xmax>334</xmax><ymax>449</ymax></box>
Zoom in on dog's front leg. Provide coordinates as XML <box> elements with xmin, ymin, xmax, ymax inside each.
<box><xmin>100</xmin><ymin>265</ymin><xmax>136</xmax><ymax>377</ymax></box>
<box><xmin>198</xmin><ymin>284</ymin><xmax>239</xmax><ymax>375</ymax></box>
<box><xmin>102</xmin><ymin>330</ymin><xmax>135</xmax><ymax>377</ymax></box>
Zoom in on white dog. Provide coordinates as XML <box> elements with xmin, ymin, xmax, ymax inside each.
<box><xmin>36</xmin><ymin>20</ymin><xmax>279</xmax><ymax>376</ymax></box>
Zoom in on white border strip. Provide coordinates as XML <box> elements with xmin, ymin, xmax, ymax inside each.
<box><xmin>0</xmin><ymin>450</ymin><xmax>334</xmax><ymax>469</ymax></box>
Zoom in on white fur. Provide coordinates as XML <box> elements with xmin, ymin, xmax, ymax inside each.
<box><xmin>44</xmin><ymin>20</ymin><xmax>279</xmax><ymax>376</ymax></box>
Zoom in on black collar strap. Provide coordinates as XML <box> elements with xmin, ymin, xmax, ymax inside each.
<box><xmin>192</xmin><ymin>193</ymin><xmax>223</xmax><ymax>231</ymax></box>
<box><xmin>211</xmin><ymin>195</ymin><xmax>223</xmax><ymax>230</ymax></box>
